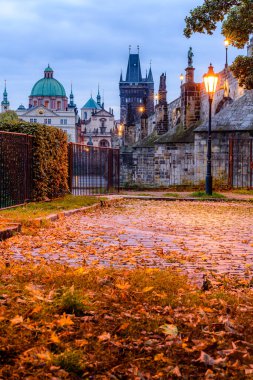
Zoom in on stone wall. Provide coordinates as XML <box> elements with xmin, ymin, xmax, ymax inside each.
<box><xmin>168</xmin><ymin>97</ymin><xmax>181</xmax><ymax>130</ymax></box>
<box><xmin>194</xmin><ymin>131</ymin><xmax>253</xmax><ymax>188</ymax></box>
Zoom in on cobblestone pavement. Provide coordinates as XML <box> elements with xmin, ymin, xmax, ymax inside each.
<box><xmin>1</xmin><ymin>200</ymin><xmax>253</xmax><ymax>283</ymax></box>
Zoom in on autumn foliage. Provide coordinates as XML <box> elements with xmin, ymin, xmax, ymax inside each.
<box><xmin>0</xmin><ymin>120</ymin><xmax>69</xmax><ymax>200</ymax></box>
<box><xmin>0</xmin><ymin>263</ymin><xmax>253</xmax><ymax>379</ymax></box>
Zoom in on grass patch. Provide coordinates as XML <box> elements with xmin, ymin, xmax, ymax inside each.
<box><xmin>0</xmin><ymin>263</ymin><xmax>252</xmax><ymax>379</ymax></box>
<box><xmin>231</xmin><ymin>189</ymin><xmax>253</xmax><ymax>195</ymax></box>
<box><xmin>0</xmin><ymin>195</ymin><xmax>102</xmax><ymax>223</ymax></box>
<box><xmin>162</xmin><ymin>192</ymin><xmax>180</xmax><ymax>198</ymax></box>
<box><xmin>189</xmin><ymin>191</ymin><xmax>226</xmax><ymax>199</ymax></box>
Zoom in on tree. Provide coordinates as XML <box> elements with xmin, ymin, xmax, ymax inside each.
<box><xmin>0</xmin><ymin>110</ymin><xmax>19</xmax><ymax>123</ymax></box>
<box><xmin>184</xmin><ymin>0</ymin><xmax>253</xmax><ymax>89</ymax></box>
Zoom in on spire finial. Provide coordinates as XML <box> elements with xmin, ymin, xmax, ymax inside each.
<box><xmin>129</xmin><ymin>45</ymin><xmax>131</xmax><ymax>55</ymax></box>
<box><xmin>137</xmin><ymin>45</ymin><xmax>140</xmax><ymax>54</ymax></box>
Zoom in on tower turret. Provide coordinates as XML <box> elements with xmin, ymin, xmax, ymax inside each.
<box><xmin>68</xmin><ymin>83</ymin><xmax>76</xmax><ymax>109</ymax></box>
<box><xmin>1</xmin><ymin>81</ymin><xmax>10</xmax><ymax>112</ymax></box>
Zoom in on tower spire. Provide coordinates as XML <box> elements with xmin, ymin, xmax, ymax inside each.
<box><xmin>97</xmin><ymin>84</ymin><xmax>101</xmax><ymax>106</ymax></box>
<box><xmin>68</xmin><ymin>82</ymin><xmax>76</xmax><ymax>109</ymax></box>
<box><xmin>1</xmin><ymin>80</ymin><xmax>10</xmax><ymax>112</ymax></box>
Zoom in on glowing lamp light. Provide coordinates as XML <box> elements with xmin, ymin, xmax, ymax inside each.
<box><xmin>224</xmin><ymin>38</ymin><xmax>230</xmax><ymax>47</ymax></box>
<box><xmin>118</xmin><ymin>123</ymin><xmax>124</xmax><ymax>137</ymax></box>
<box><xmin>139</xmin><ymin>106</ymin><xmax>144</xmax><ymax>113</ymax></box>
<box><xmin>180</xmin><ymin>73</ymin><xmax>184</xmax><ymax>82</ymax></box>
<box><xmin>203</xmin><ymin>64</ymin><xmax>219</xmax><ymax>96</ymax></box>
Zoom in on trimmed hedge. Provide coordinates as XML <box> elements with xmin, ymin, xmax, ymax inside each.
<box><xmin>0</xmin><ymin>120</ymin><xmax>69</xmax><ymax>200</ymax></box>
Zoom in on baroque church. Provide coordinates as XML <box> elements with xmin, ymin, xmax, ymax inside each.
<box><xmin>1</xmin><ymin>65</ymin><xmax>116</xmax><ymax>145</ymax></box>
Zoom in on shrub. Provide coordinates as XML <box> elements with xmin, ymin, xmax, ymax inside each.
<box><xmin>0</xmin><ymin>120</ymin><xmax>69</xmax><ymax>200</ymax></box>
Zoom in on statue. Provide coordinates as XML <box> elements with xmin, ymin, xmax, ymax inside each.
<box><xmin>188</xmin><ymin>47</ymin><xmax>194</xmax><ymax>67</ymax></box>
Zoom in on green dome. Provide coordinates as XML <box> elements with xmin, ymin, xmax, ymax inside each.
<box><xmin>30</xmin><ymin>77</ymin><xmax>66</xmax><ymax>97</ymax></box>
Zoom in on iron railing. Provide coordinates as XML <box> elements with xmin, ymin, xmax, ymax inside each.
<box><xmin>68</xmin><ymin>143</ymin><xmax>120</xmax><ymax>195</ymax></box>
<box><xmin>229</xmin><ymin>138</ymin><xmax>253</xmax><ymax>188</ymax></box>
<box><xmin>0</xmin><ymin>131</ymin><xmax>33</xmax><ymax>209</ymax></box>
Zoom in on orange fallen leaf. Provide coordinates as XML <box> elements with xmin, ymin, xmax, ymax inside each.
<box><xmin>142</xmin><ymin>286</ymin><xmax>154</xmax><ymax>293</ymax></box>
<box><xmin>98</xmin><ymin>332</ymin><xmax>111</xmax><ymax>341</ymax></box>
<box><xmin>10</xmin><ymin>315</ymin><xmax>23</xmax><ymax>325</ymax></box>
<box><xmin>115</xmin><ymin>282</ymin><xmax>131</xmax><ymax>290</ymax></box>
<box><xmin>57</xmin><ymin>313</ymin><xmax>74</xmax><ymax>327</ymax></box>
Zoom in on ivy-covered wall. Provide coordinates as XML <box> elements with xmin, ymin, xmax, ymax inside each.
<box><xmin>0</xmin><ymin>121</ymin><xmax>69</xmax><ymax>200</ymax></box>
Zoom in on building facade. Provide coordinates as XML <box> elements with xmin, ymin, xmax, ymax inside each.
<box><xmin>16</xmin><ymin>66</ymin><xmax>78</xmax><ymax>142</ymax></box>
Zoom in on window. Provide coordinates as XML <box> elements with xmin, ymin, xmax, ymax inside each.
<box><xmin>84</xmin><ymin>112</ymin><xmax>87</xmax><ymax>120</ymax></box>
<box><xmin>48</xmin><ymin>119</ymin><xmax>51</xmax><ymax>124</ymax></box>
<box><xmin>57</xmin><ymin>101</ymin><xmax>61</xmax><ymax>110</ymax></box>
<box><xmin>44</xmin><ymin>100</ymin><xmax>49</xmax><ymax>108</ymax></box>
<box><xmin>99</xmin><ymin>139</ymin><xmax>110</xmax><ymax>147</ymax></box>
<box><xmin>60</xmin><ymin>119</ymin><xmax>67</xmax><ymax>125</ymax></box>
<box><xmin>33</xmin><ymin>100</ymin><xmax>37</xmax><ymax>107</ymax></box>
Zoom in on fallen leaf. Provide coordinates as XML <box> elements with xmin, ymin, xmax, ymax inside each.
<box><xmin>160</xmin><ymin>324</ymin><xmax>178</xmax><ymax>337</ymax></box>
<box><xmin>10</xmin><ymin>315</ymin><xmax>23</xmax><ymax>325</ymax></box>
<box><xmin>98</xmin><ymin>332</ymin><xmax>111</xmax><ymax>341</ymax></box>
<box><xmin>57</xmin><ymin>313</ymin><xmax>74</xmax><ymax>327</ymax></box>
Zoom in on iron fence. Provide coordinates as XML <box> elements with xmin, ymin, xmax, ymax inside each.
<box><xmin>0</xmin><ymin>131</ymin><xmax>33</xmax><ymax>209</ymax></box>
<box><xmin>229</xmin><ymin>138</ymin><xmax>253</xmax><ymax>188</ymax></box>
<box><xmin>68</xmin><ymin>143</ymin><xmax>120</xmax><ymax>195</ymax></box>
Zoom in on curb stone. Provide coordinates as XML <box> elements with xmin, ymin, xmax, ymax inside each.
<box><xmin>0</xmin><ymin>224</ymin><xmax>21</xmax><ymax>241</ymax></box>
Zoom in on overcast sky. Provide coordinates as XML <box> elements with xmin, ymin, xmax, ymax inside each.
<box><xmin>0</xmin><ymin>0</ymin><xmax>246</xmax><ymax>119</ymax></box>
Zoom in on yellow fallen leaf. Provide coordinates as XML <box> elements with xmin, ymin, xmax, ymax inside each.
<box><xmin>142</xmin><ymin>286</ymin><xmax>154</xmax><ymax>293</ymax></box>
<box><xmin>57</xmin><ymin>313</ymin><xmax>74</xmax><ymax>327</ymax></box>
<box><xmin>115</xmin><ymin>282</ymin><xmax>131</xmax><ymax>290</ymax></box>
<box><xmin>75</xmin><ymin>339</ymin><xmax>89</xmax><ymax>347</ymax></box>
<box><xmin>160</xmin><ymin>324</ymin><xmax>178</xmax><ymax>337</ymax></box>
<box><xmin>30</xmin><ymin>305</ymin><xmax>42</xmax><ymax>315</ymax></box>
<box><xmin>98</xmin><ymin>332</ymin><xmax>111</xmax><ymax>341</ymax></box>
<box><xmin>37</xmin><ymin>351</ymin><xmax>52</xmax><ymax>361</ymax></box>
<box><xmin>50</xmin><ymin>332</ymin><xmax>60</xmax><ymax>343</ymax></box>
<box><xmin>118</xmin><ymin>322</ymin><xmax>130</xmax><ymax>331</ymax></box>
<box><xmin>11</xmin><ymin>315</ymin><xmax>23</xmax><ymax>325</ymax></box>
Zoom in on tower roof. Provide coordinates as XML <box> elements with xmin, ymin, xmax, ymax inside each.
<box><xmin>147</xmin><ymin>67</ymin><xmax>154</xmax><ymax>83</ymax></box>
<box><xmin>30</xmin><ymin>66</ymin><xmax>66</xmax><ymax>97</ymax></box>
<box><xmin>125</xmin><ymin>53</ymin><xmax>142</xmax><ymax>83</ymax></box>
<box><xmin>82</xmin><ymin>96</ymin><xmax>101</xmax><ymax>109</ymax></box>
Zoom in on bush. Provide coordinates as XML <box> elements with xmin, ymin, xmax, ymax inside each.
<box><xmin>0</xmin><ymin>120</ymin><xmax>69</xmax><ymax>200</ymax></box>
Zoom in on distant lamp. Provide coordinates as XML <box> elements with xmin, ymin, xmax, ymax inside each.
<box><xmin>139</xmin><ymin>106</ymin><xmax>144</xmax><ymax>113</ymax></box>
<box><xmin>203</xmin><ymin>63</ymin><xmax>219</xmax><ymax>196</ymax></box>
<box><xmin>118</xmin><ymin>123</ymin><xmax>124</xmax><ymax>137</ymax></box>
<box><xmin>224</xmin><ymin>38</ymin><xmax>230</xmax><ymax>68</ymax></box>
<box><xmin>180</xmin><ymin>73</ymin><xmax>184</xmax><ymax>85</ymax></box>
<box><xmin>154</xmin><ymin>93</ymin><xmax>159</xmax><ymax>104</ymax></box>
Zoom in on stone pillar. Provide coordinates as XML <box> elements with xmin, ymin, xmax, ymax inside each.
<box><xmin>181</xmin><ymin>66</ymin><xmax>201</xmax><ymax>129</ymax></box>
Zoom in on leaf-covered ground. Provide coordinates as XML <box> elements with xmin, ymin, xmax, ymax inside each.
<box><xmin>0</xmin><ymin>199</ymin><xmax>253</xmax><ymax>378</ymax></box>
<box><xmin>0</xmin><ymin>264</ymin><xmax>253</xmax><ymax>379</ymax></box>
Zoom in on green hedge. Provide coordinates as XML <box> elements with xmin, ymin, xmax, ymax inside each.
<box><xmin>0</xmin><ymin>120</ymin><xmax>69</xmax><ymax>200</ymax></box>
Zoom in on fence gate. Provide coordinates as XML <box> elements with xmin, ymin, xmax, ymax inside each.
<box><xmin>0</xmin><ymin>131</ymin><xmax>33</xmax><ymax>209</ymax></box>
<box><xmin>68</xmin><ymin>143</ymin><xmax>120</xmax><ymax>195</ymax></box>
<box><xmin>229</xmin><ymin>138</ymin><xmax>253</xmax><ymax>188</ymax></box>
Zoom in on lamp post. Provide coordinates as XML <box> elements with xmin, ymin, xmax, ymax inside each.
<box><xmin>224</xmin><ymin>39</ymin><xmax>229</xmax><ymax>68</ymax></box>
<box><xmin>203</xmin><ymin>64</ymin><xmax>219</xmax><ymax>195</ymax></box>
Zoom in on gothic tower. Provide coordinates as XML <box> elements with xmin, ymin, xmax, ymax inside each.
<box><xmin>119</xmin><ymin>47</ymin><xmax>154</xmax><ymax>124</ymax></box>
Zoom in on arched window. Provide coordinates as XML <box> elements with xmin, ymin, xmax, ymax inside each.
<box><xmin>84</xmin><ymin>112</ymin><xmax>87</xmax><ymax>120</ymax></box>
<box><xmin>99</xmin><ymin>139</ymin><xmax>110</xmax><ymax>147</ymax></box>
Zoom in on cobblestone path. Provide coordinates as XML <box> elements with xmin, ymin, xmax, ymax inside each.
<box><xmin>2</xmin><ymin>200</ymin><xmax>253</xmax><ymax>283</ymax></box>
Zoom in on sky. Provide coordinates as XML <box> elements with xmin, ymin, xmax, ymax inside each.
<box><xmin>0</xmin><ymin>0</ymin><xmax>247</xmax><ymax>119</ymax></box>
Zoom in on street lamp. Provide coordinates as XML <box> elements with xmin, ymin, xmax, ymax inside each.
<box><xmin>203</xmin><ymin>63</ymin><xmax>219</xmax><ymax>195</ymax></box>
<box><xmin>224</xmin><ymin>39</ymin><xmax>229</xmax><ymax>68</ymax></box>
<box><xmin>180</xmin><ymin>73</ymin><xmax>184</xmax><ymax>85</ymax></box>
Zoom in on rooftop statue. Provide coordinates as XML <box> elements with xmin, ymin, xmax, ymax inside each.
<box><xmin>188</xmin><ymin>47</ymin><xmax>194</xmax><ymax>67</ymax></box>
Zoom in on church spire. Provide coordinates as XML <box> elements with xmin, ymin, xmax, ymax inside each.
<box><xmin>97</xmin><ymin>84</ymin><xmax>101</xmax><ymax>106</ymax></box>
<box><xmin>1</xmin><ymin>80</ymin><xmax>10</xmax><ymax>112</ymax></box>
<box><xmin>147</xmin><ymin>61</ymin><xmax>154</xmax><ymax>83</ymax></box>
<box><xmin>68</xmin><ymin>83</ymin><xmax>76</xmax><ymax>109</ymax></box>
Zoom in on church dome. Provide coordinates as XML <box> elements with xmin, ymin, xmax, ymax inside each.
<box><xmin>30</xmin><ymin>65</ymin><xmax>66</xmax><ymax>97</ymax></box>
